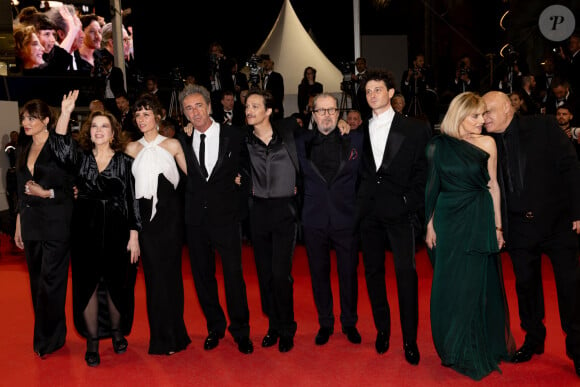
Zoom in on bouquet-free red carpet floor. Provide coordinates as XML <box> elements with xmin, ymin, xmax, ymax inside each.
<box><xmin>0</xmin><ymin>233</ymin><xmax>577</xmax><ymax>386</ymax></box>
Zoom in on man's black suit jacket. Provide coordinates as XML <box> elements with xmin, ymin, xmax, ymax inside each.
<box><xmin>296</xmin><ymin>129</ymin><xmax>363</xmax><ymax>230</ymax></box>
<box><xmin>212</xmin><ymin>103</ymin><xmax>246</xmax><ymax>127</ymax></box>
<box><xmin>178</xmin><ymin>123</ymin><xmax>247</xmax><ymax>227</ymax></box>
<box><xmin>491</xmin><ymin>114</ymin><xmax>580</xmax><ymax>246</ymax></box>
<box><xmin>356</xmin><ymin>113</ymin><xmax>431</xmax><ymax>223</ymax></box>
<box><xmin>264</xmin><ymin>71</ymin><xmax>285</xmax><ymax>119</ymax></box>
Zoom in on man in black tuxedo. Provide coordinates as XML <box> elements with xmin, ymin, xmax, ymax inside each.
<box><xmin>557</xmin><ymin>33</ymin><xmax>580</xmax><ymax>94</ymax></box>
<box><xmin>115</xmin><ymin>92</ymin><xmax>140</xmax><ymax>141</ymax></box>
<box><xmin>483</xmin><ymin>91</ymin><xmax>580</xmax><ymax>378</ymax></box>
<box><xmin>351</xmin><ymin>57</ymin><xmax>371</xmax><ymax>120</ymax></box>
<box><xmin>295</xmin><ymin>93</ymin><xmax>364</xmax><ymax>346</ymax></box>
<box><xmin>177</xmin><ymin>84</ymin><xmax>253</xmax><ymax>355</ymax></box>
<box><xmin>260</xmin><ymin>54</ymin><xmax>285</xmax><ymax>121</ymax></box>
<box><xmin>545</xmin><ymin>78</ymin><xmax>579</xmax><ymax>125</ymax></box>
<box><xmin>213</xmin><ymin>90</ymin><xmax>246</xmax><ymax>127</ymax></box>
<box><xmin>356</xmin><ymin>70</ymin><xmax>431</xmax><ymax>365</ymax></box>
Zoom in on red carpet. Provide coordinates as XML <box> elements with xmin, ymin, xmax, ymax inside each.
<box><xmin>0</xmin><ymin>232</ymin><xmax>577</xmax><ymax>386</ymax></box>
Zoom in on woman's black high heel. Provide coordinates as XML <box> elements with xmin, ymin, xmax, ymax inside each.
<box><xmin>85</xmin><ymin>338</ymin><xmax>100</xmax><ymax>367</ymax></box>
<box><xmin>111</xmin><ymin>329</ymin><xmax>128</xmax><ymax>354</ymax></box>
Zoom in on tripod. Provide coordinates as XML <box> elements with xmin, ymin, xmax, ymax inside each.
<box><xmin>407</xmin><ymin>93</ymin><xmax>423</xmax><ymax>117</ymax></box>
<box><xmin>339</xmin><ymin>81</ymin><xmax>356</xmax><ymax>119</ymax></box>
<box><xmin>405</xmin><ymin>75</ymin><xmax>423</xmax><ymax>117</ymax></box>
<box><xmin>168</xmin><ymin>87</ymin><xmax>182</xmax><ymax>125</ymax></box>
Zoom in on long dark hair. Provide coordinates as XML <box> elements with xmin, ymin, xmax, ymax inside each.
<box><xmin>16</xmin><ymin>99</ymin><xmax>55</xmax><ymax>170</ymax></box>
<box><xmin>300</xmin><ymin>66</ymin><xmax>316</xmax><ymax>86</ymax></box>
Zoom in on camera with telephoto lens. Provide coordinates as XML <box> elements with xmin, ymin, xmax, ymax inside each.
<box><xmin>169</xmin><ymin>66</ymin><xmax>184</xmax><ymax>89</ymax></box>
<box><xmin>246</xmin><ymin>54</ymin><xmax>263</xmax><ymax>88</ymax></box>
<box><xmin>339</xmin><ymin>60</ymin><xmax>355</xmax><ymax>91</ymax></box>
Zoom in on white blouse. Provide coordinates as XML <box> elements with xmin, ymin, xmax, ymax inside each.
<box><xmin>132</xmin><ymin>134</ymin><xmax>179</xmax><ymax>220</ymax></box>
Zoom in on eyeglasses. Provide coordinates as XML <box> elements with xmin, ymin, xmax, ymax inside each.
<box><xmin>313</xmin><ymin>108</ymin><xmax>338</xmax><ymax>116</ymax></box>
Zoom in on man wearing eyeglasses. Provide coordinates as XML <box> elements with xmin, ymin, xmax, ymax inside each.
<box><xmin>295</xmin><ymin>94</ymin><xmax>364</xmax><ymax>347</ymax></box>
<box><xmin>356</xmin><ymin>70</ymin><xmax>431</xmax><ymax>365</ymax></box>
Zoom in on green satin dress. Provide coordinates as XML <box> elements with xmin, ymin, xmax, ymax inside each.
<box><xmin>425</xmin><ymin>134</ymin><xmax>515</xmax><ymax>380</ymax></box>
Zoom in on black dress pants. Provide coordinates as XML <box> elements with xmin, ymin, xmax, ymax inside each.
<box><xmin>24</xmin><ymin>239</ymin><xmax>70</xmax><ymax>356</ymax></box>
<box><xmin>250</xmin><ymin>198</ymin><xmax>298</xmax><ymax>337</ymax></box>
<box><xmin>303</xmin><ymin>226</ymin><xmax>358</xmax><ymax>329</ymax></box>
<box><xmin>187</xmin><ymin>222</ymin><xmax>250</xmax><ymax>339</ymax></box>
<box><xmin>508</xmin><ymin>228</ymin><xmax>580</xmax><ymax>358</ymax></box>
<box><xmin>360</xmin><ymin>214</ymin><xmax>419</xmax><ymax>343</ymax></box>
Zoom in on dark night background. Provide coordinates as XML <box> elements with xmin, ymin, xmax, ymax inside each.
<box><xmin>130</xmin><ymin>0</ymin><xmax>578</xmax><ymax>93</ymax></box>
<box><xmin>1</xmin><ymin>0</ymin><xmax>579</xmax><ymax>105</ymax></box>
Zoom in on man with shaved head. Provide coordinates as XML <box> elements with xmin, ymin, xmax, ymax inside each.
<box><xmin>483</xmin><ymin>91</ymin><xmax>580</xmax><ymax>377</ymax></box>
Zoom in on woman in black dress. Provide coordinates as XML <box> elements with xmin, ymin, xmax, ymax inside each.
<box><xmin>14</xmin><ymin>91</ymin><xmax>78</xmax><ymax>357</ymax></box>
<box><xmin>68</xmin><ymin>108</ymin><xmax>141</xmax><ymax>367</ymax></box>
<box><xmin>297</xmin><ymin>66</ymin><xmax>323</xmax><ymax>120</ymax></box>
<box><xmin>125</xmin><ymin>94</ymin><xmax>190</xmax><ymax>355</ymax></box>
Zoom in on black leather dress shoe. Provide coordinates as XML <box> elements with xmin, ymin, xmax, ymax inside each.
<box><xmin>375</xmin><ymin>331</ymin><xmax>389</xmax><ymax>354</ymax></box>
<box><xmin>342</xmin><ymin>326</ymin><xmax>362</xmax><ymax>344</ymax></box>
<box><xmin>278</xmin><ymin>336</ymin><xmax>294</xmax><ymax>353</ymax></box>
<box><xmin>235</xmin><ymin>336</ymin><xmax>254</xmax><ymax>354</ymax></box>
<box><xmin>204</xmin><ymin>331</ymin><xmax>225</xmax><ymax>350</ymax></box>
<box><xmin>404</xmin><ymin>341</ymin><xmax>420</xmax><ymax>365</ymax></box>
<box><xmin>512</xmin><ymin>342</ymin><xmax>544</xmax><ymax>363</ymax></box>
<box><xmin>261</xmin><ymin>331</ymin><xmax>279</xmax><ymax>348</ymax></box>
<box><xmin>315</xmin><ymin>327</ymin><xmax>333</xmax><ymax>345</ymax></box>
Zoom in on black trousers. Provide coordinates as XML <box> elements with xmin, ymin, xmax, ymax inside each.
<box><xmin>187</xmin><ymin>222</ymin><xmax>250</xmax><ymax>339</ymax></box>
<box><xmin>24</xmin><ymin>239</ymin><xmax>70</xmax><ymax>356</ymax></box>
<box><xmin>360</xmin><ymin>214</ymin><xmax>419</xmax><ymax>343</ymax></box>
<box><xmin>508</xmin><ymin>228</ymin><xmax>580</xmax><ymax>358</ymax></box>
<box><xmin>250</xmin><ymin>198</ymin><xmax>298</xmax><ymax>337</ymax></box>
<box><xmin>303</xmin><ymin>226</ymin><xmax>359</xmax><ymax>329</ymax></box>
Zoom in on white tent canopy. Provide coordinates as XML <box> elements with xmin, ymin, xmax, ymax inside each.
<box><xmin>255</xmin><ymin>0</ymin><xmax>344</xmax><ymax>115</ymax></box>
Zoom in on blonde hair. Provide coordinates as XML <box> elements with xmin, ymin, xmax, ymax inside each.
<box><xmin>440</xmin><ymin>92</ymin><xmax>485</xmax><ymax>139</ymax></box>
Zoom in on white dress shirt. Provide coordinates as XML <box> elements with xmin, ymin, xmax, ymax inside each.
<box><xmin>368</xmin><ymin>106</ymin><xmax>395</xmax><ymax>171</ymax></box>
<box><xmin>193</xmin><ymin>119</ymin><xmax>220</xmax><ymax>179</ymax></box>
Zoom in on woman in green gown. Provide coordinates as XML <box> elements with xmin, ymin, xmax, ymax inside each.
<box><xmin>425</xmin><ymin>92</ymin><xmax>515</xmax><ymax>380</ymax></box>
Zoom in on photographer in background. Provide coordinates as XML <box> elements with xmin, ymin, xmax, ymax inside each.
<box><xmin>495</xmin><ymin>45</ymin><xmax>529</xmax><ymax>95</ymax></box>
<box><xmin>452</xmin><ymin>55</ymin><xmax>479</xmax><ymax>95</ymax></box>
<box><xmin>207</xmin><ymin>42</ymin><xmax>229</xmax><ymax>113</ymax></box>
<box><xmin>556</xmin><ymin>33</ymin><xmax>580</xmax><ymax>94</ymax></box>
<box><xmin>245</xmin><ymin>54</ymin><xmax>263</xmax><ymax>91</ymax></box>
<box><xmin>350</xmin><ymin>57</ymin><xmax>371</xmax><ymax>119</ymax></box>
<box><xmin>401</xmin><ymin>53</ymin><xmax>434</xmax><ymax>119</ymax></box>
<box><xmin>4</xmin><ymin>130</ymin><xmax>19</xmax><ymax>248</ymax></box>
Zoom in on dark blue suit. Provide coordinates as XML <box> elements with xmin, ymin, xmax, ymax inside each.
<box><xmin>296</xmin><ymin>128</ymin><xmax>363</xmax><ymax>329</ymax></box>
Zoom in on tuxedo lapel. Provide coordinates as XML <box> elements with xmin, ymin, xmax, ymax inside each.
<box><xmin>362</xmin><ymin>124</ymin><xmax>377</xmax><ymax>172</ymax></box>
<box><xmin>211</xmin><ymin>128</ymin><xmax>230</xmax><ymax>178</ymax></box>
<box><xmin>332</xmin><ymin>134</ymin><xmax>352</xmax><ymax>183</ymax></box>
<box><xmin>181</xmin><ymin>132</ymin><xmax>206</xmax><ymax>179</ymax></box>
<box><xmin>278</xmin><ymin>125</ymin><xmax>299</xmax><ymax>171</ymax></box>
<box><xmin>380</xmin><ymin>115</ymin><xmax>404</xmax><ymax>172</ymax></box>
